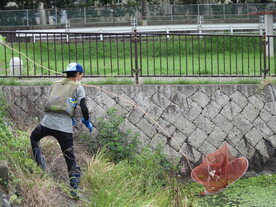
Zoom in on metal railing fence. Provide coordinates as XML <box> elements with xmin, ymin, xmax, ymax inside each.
<box><xmin>0</xmin><ymin>3</ymin><xmax>275</xmax><ymax>27</ymax></box>
<box><xmin>0</xmin><ymin>31</ymin><xmax>275</xmax><ymax>82</ymax></box>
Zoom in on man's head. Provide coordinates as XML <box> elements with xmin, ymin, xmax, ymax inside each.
<box><xmin>63</xmin><ymin>63</ymin><xmax>84</xmax><ymax>82</ymax></box>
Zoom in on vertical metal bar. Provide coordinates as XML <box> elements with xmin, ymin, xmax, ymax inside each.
<box><xmin>133</xmin><ymin>30</ymin><xmax>140</xmax><ymax>84</ymax></box>
<box><xmin>68</xmin><ymin>34</ymin><xmax>71</xmax><ymax>63</ymax></box>
<box><xmin>116</xmin><ymin>34</ymin><xmax>119</xmax><ymax>76</ymax></box>
<box><xmin>96</xmin><ymin>34</ymin><xmax>99</xmax><ymax>75</ymax></box>
<box><xmin>216</xmin><ymin>36</ymin><xmax>219</xmax><ymax>75</ymax></box>
<box><xmin>223</xmin><ymin>36</ymin><xmax>226</xmax><ymax>76</ymax></box>
<box><xmin>230</xmin><ymin>36</ymin><xmax>232</xmax><ymax>76</ymax></box>
<box><xmin>210</xmin><ymin>36</ymin><xmax>213</xmax><ymax>76</ymax></box>
<box><xmin>32</xmin><ymin>33</ymin><xmax>36</xmax><ymax>76</ymax></box>
<box><xmin>130</xmin><ymin>34</ymin><xmax>133</xmax><ymax>77</ymax></box>
<box><xmin>103</xmin><ymin>35</ymin><xmax>106</xmax><ymax>76</ymax></box>
<box><xmin>172</xmin><ymin>35</ymin><xmax>175</xmax><ymax>75</ymax></box>
<box><xmin>159</xmin><ymin>35</ymin><xmax>162</xmax><ymax>76</ymax></box>
<box><xmin>146</xmin><ymin>34</ymin><xmax>149</xmax><ymax>76</ymax></box>
<box><xmin>47</xmin><ymin>33</ymin><xmax>50</xmax><ymax>76</ymax></box>
<box><xmin>268</xmin><ymin>35</ymin><xmax>271</xmax><ymax>75</ymax></box>
<box><xmin>40</xmin><ymin>34</ymin><xmax>43</xmax><ymax>75</ymax></box>
<box><xmin>260</xmin><ymin>36</ymin><xmax>262</xmax><ymax>76</ymax></box>
<box><xmin>153</xmin><ymin>34</ymin><xmax>155</xmax><ymax>76</ymax></box>
<box><xmin>166</xmin><ymin>34</ymin><xmax>169</xmax><ymax>75</ymax></box>
<box><xmin>61</xmin><ymin>33</ymin><xmax>64</xmax><ymax>74</ymax></box>
<box><xmin>192</xmin><ymin>35</ymin><xmax>194</xmax><ymax>75</ymax></box>
<box><xmin>139</xmin><ymin>33</ymin><xmax>142</xmax><ymax>77</ymax></box>
<box><xmin>242</xmin><ymin>36</ymin><xmax>244</xmax><ymax>76</ymax></box>
<box><xmin>253</xmin><ymin>36</ymin><xmax>256</xmax><ymax>76</ymax></box>
<box><xmin>185</xmin><ymin>35</ymin><xmax>188</xmax><ymax>75</ymax></box>
<box><xmin>89</xmin><ymin>34</ymin><xmax>92</xmax><ymax>75</ymax></box>
<box><xmin>54</xmin><ymin>33</ymin><xmax>57</xmax><ymax>76</ymax></box>
<box><xmin>204</xmin><ymin>35</ymin><xmax>207</xmax><ymax>75</ymax></box>
<box><xmin>18</xmin><ymin>33</ymin><xmax>21</xmax><ymax>76</ymax></box>
<box><xmin>247</xmin><ymin>36</ymin><xmax>250</xmax><ymax>76</ymax></box>
<box><xmin>25</xmin><ymin>33</ymin><xmax>29</xmax><ymax>76</ymax></box>
<box><xmin>3</xmin><ymin>34</ymin><xmax>7</xmax><ymax>76</ymax></box>
<box><xmin>179</xmin><ymin>35</ymin><xmax>182</xmax><ymax>75</ymax></box>
<box><xmin>263</xmin><ymin>33</ymin><xmax>267</xmax><ymax>79</ymax></box>
<box><xmin>236</xmin><ymin>36</ymin><xmax>238</xmax><ymax>76</ymax></box>
<box><xmin>82</xmin><ymin>34</ymin><xmax>85</xmax><ymax>71</ymax></box>
<box><xmin>123</xmin><ymin>35</ymin><xmax>126</xmax><ymax>76</ymax></box>
<box><xmin>198</xmin><ymin>35</ymin><xmax>201</xmax><ymax>76</ymax></box>
<box><xmin>109</xmin><ymin>35</ymin><xmax>113</xmax><ymax>75</ymax></box>
<box><xmin>75</xmin><ymin>35</ymin><xmax>78</xmax><ymax>62</ymax></box>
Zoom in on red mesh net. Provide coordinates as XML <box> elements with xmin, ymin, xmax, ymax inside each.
<box><xmin>191</xmin><ymin>143</ymin><xmax>248</xmax><ymax>195</ymax></box>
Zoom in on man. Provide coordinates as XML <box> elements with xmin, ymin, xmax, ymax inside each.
<box><xmin>30</xmin><ymin>62</ymin><xmax>93</xmax><ymax>199</ymax></box>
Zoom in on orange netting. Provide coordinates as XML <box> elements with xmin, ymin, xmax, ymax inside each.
<box><xmin>191</xmin><ymin>143</ymin><xmax>248</xmax><ymax>195</ymax></box>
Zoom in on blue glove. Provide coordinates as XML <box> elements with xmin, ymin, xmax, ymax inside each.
<box><xmin>82</xmin><ymin>118</ymin><xmax>93</xmax><ymax>133</ymax></box>
<box><xmin>72</xmin><ymin>118</ymin><xmax>78</xmax><ymax>127</ymax></box>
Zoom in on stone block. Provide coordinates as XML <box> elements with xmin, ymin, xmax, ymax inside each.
<box><xmin>230</xmin><ymin>90</ymin><xmax>248</xmax><ymax>109</ymax></box>
<box><xmin>161</xmin><ymin>104</ymin><xmax>183</xmax><ymax>123</ymax></box>
<box><xmin>198</xmin><ymin>141</ymin><xmax>217</xmax><ymax>155</ymax></box>
<box><xmin>211</xmin><ymin>90</ymin><xmax>230</xmax><ymax>106</ymax></box>
<box><xmin>194</xmin><ymin>115</ymin><xmax>215</xmax><ymax>134</ymax></box>
<box><xmin>150</xmin><ymin>133</ymin><xmax>167</xmax><ymax>149</ymax></box>
<box><xmin>213</xmin><ymin>114</ymin><xmax>233</xmax><ymax>134</ymax></box>
<box><xmin>253</xmin><ymin>118</ymin><xmax>274</xmax><ymax>139</ymax></box>
<box><xmin>170</xmin><ymin>91</ymin><xmax>188</xmax><ymax>108</ymax></box>
<box><xmin>259</xmin><ymin>108</ymin><xmax>272</xmax><ymax>123</ymax></box>
<box><xmin>245</xmin><ymin>128</ymin><xmax>263</xmax><ymax>147</ymax></box>
<box><xmin>236</xmin><ymin>138</ymin><xmax>256</xmax><ymax>158</ymax></box>
<box><xmin>191</xmin><ymin>90</ymin><xmax>210</xmax><ymax>108</ymax></box>
<box><xmin>255</xmin><ymin>140</ymin><xmax>270</xmax><ymax>159</ymax></box>
<box><xmin>207</xmin><ymin>126</ymin><xmax>227</xmax><ymax>148</ymax></box>
<box><xmin>180</xmin><ymin>143</ymin><xmax>202</xmax><ymax>163</ymax></box>
<box><xmin>227</xmin><ymin>127</ymin><xmax>244</xmax><ymax>146</ymax></box>
<box><xmin>163</xmin><ymin>144</ymin><xmax>182</xmax><ymax>163</ymax></box>
<box><xmin>173</xmin><ymin>116</ymin><xmax>196</xmax><ymax>137</ymax></box>
<box><xmin>266</xmin><ymin>135</ymin><xmax>276</xmax><ymax>148</ymax></box>
<box><xmin>187</xmin><ymin>128</ymin><xmax>207</xmax><ymax>150</ymax></box>
<box><xmin>233</xmin><ymin>114</ymin><xmax>253</xmax><ymax>136</ymax></box>
<box><xmin>170</xmin><ymin>130</ymin><xmax>187</xmax><ymax>151</ymax></box>
<box><xmin>156</xmin><ymin>117</ymin><xmax>176</xmax><ymax>137</ymax></box>
<box><xmin>241</xmin><ymin>103</ymin><xmax>260</xmax><ymax>123</ymax></box>
<box><xmin>183</xmin><ymin>99</ymin><xmax>202</xmax><ymax>121</ymax></box>
<box><xmin>151</xmin><ymin>92</ymin><xmax>171</xmax><ymax>109</ymax></box>
<box><xmin>127</xmin><ymin>107</ymin><xmax>144</xmax><ymax>125</ymax></box>
<box><xmin>221</xmin><ymin>101</ymin><xmax>242</xmax><ymax>121</ymax></box>
<box><xmin>0</xmin><ymin>160</ymin><xmax>8</xmax><ymax>188</ymax></box>
<box><xmin>264</xmin><ymin>102</ymin><xmax>276</xmax><ymax>116</ymax></box>
<box><xmin>248</xmin><ymin>95</ymin><xmax>265</xmax><ymax>111</ymax></box>
<box><xmin>202</xmin><ymin>101</ymin><xmax>222</xmax><ymax>119</ymax></box>
<box><xmin>266</xmin><ymin>116</ymin><xmax>276</xmax><ymax>133</ymax></box>
<box><xmin>137</xmin><ymin>118</ymin><xmax>157</xmax><ymax>137</ymax></box>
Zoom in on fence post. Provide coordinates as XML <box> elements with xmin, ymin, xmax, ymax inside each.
<box><xmin>132</xmin><ymin>29</ymin><xmax>140</xmax><ymax>84</ymax></box>
<box><xmin>262</xmin><ymin>33</ymin><xmax>269</xmax><ymax>80</ymax></box>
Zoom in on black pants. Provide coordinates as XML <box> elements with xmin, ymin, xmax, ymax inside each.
<box><xmin>30</xmin><ymin>124</ymin><xmax>77</xmax><ymax>172</ymax></box>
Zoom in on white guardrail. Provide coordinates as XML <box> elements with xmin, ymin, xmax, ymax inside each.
<box><xmin>16</xmin><ymin>23</ymin><xmax>276</xmax><ymax>42</ymax></box>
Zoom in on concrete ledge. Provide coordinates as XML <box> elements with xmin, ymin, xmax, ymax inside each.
<box><xmin>0</xmin><ymin>160</ymin><xmax>8</xmax><ymax>188</ymax></box>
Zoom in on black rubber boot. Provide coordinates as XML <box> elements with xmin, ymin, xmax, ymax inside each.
<box><xmin>32</xmin><ymin>147</ymin><xmax>47</xmax><ymax>170</ymax></box>
<box><xmin>69</xmin><ymin>166</ymin><xmax>81</xmax><ymax>200</ymax></box>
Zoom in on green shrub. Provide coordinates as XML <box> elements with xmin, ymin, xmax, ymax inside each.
<box><xmin>81</xmin><ymin>108</ymin><xmax>140</xmax><ymax>163</ymax></box>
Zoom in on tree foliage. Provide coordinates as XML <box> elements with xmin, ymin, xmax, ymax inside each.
<box><xmin>0</xmin><ymin>0</ymin><xmax>9</xmax><ymax>9</ymax></box>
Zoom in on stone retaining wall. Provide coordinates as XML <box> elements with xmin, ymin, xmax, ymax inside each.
<box><xmin>1</xmin><ymin>84</ymin><xmax>276</xmax><ymax>173</ymax></box>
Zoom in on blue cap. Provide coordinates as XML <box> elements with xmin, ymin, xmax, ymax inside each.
<box><xmin>63</xmin><ymin>63</ymin><xmax>84</xmax><ymax>73</ymax></box>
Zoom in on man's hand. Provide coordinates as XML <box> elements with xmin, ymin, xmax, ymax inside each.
<box><xmin>82</xmin><ymin>118</ymin><xmax>93</xmax><ymax>133</ymax></box>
